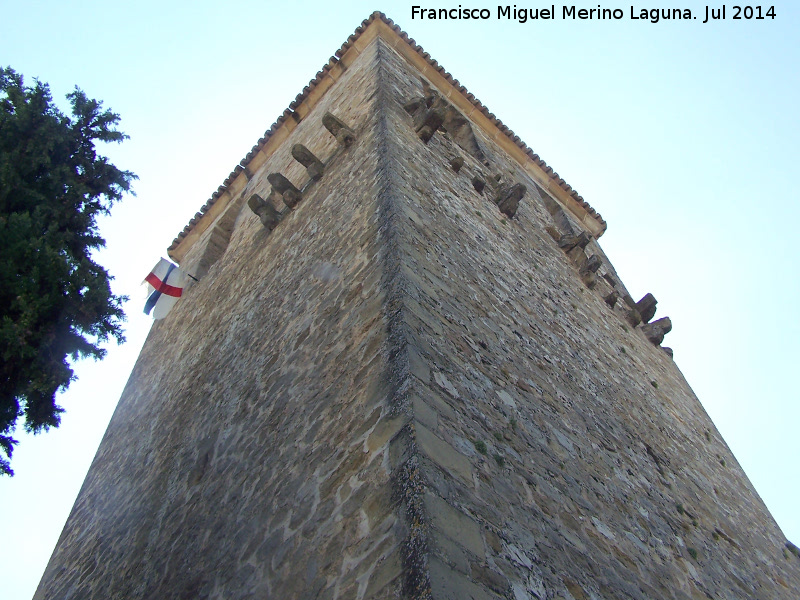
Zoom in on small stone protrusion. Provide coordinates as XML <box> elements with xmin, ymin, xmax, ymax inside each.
<box><xmin>662</xmin><ymin>347</ymin><xmax>674</xmax><ymax>358</ymax></box>
<box><xmin>322</xmin><ymin>112</ymin><xmax>356</xmax><ymax>147</ymax></box>
<box><xmin>472</xmin><ymin>176</ymin><xmax>486</xmax><ymax>193</ymax></box>
<box><xmin>635</xmin><ymin>293</ymin><xmax>658</xmax><ymax>324</ymax></box>
<box><xmin>247</xmin><ymin>194</ymin><xmax>281</xmax><ymax>230</ymax></box>
<box><xmin>604</xmin><ymin>290</ymin><xmax>619</xmax><ymax>307</ymax></box>
<box><xmin>626</xmin><ymin>307</ymin><xmax>643</xmax><ymax>327</ymax></box>
<box><xmin>403</xmin><ymin>97</ymin><xmax>426</xmax><ymax>115</ymax></box>
<box><xmin>415</xmin><ymin>107</ymin><xmax>446</xmax><ymax>143</ymax></box>
<box><xmin>581</xmin><ymin>272</ymin><xmax>598</xmax><ymax>289</ymax></box>
<box><xmin>496</xmin><ymin>183</ymin><xmax>526</xmax><ymax>217</ymax></box>
<box><xmin>602</xmin><ymin>272</ymin><xmax>619</xmax><ymax>288</ymax></box>
<box><xmin>567</xmin><ymin>246</ymin><xmax>588</xmax><ymax>270</ymax></box>
<box><xmin>585</xmin><ymin>254</ymin><xmax>602</xmax><ymax>273</ymax></box>
<box><xmin>558</xmin><ymin>231</ymin><xmax>592</xmax><ymax>252</ymax></box>
<box><xmin>291</xmin><ymin>144</ymin><xmax>325</xmax><ymax>180</ymax></box>
<box><xmin>450</xmin><ymin>156</ymin><xmax>464</xmax><ymax>173</ymax></box>
<box><xmin>267</xmin><ymin>173</ymin><xmax>302</xmax><ymax>209</ymax></box>
<box><xmin>641</xmin><ymin>317</ymin><xmax>672</xmax><ymax>345</ymax></box>
<box><xmin>545</xmin><ymin>225</ymin><xmax>561</xmax><ymax>241</ymax></box>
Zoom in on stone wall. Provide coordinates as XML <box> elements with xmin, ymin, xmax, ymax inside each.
<box><xmin>36</xmin><ymin>30</ymin><xmax>800</xmax><ymax>600</ymax></box>
<box><xmin>36</xmin><ymin>40</ymin><xmax>408</xmax><ymax>600</ymax></box>
<box><xmin>372</xmin><ymin>37</ymin><xmax>800</xmax><ymax>599</ymax></box>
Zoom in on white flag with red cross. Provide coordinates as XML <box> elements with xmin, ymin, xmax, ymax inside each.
<box><xmin>143</xmin><ymin>258</ymin><xmax>187</xmax><ymax>320</ymax></box>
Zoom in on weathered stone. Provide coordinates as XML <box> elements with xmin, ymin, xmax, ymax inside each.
<box><xmin>581</xmin><ymin>271</ymin><xmax>597</xmax><ymax>289</ymax></box>
<box><xmin>267</xmin><ymin>172</ymin><xmax>302</xmax><ymax>208</ymax></box>
<box><xmin>415</xmin><ymin>107</ymin><xmax>446</xmax><ymax>143</ymax></box>
<box><xmin>408</xmin><ymin>345</ymin><xmax>430</xmax><ymax>384</ymax></box>
<box><xmin>291</xmin><ymin>143</ymin><xmax>325</xmax><ymax>180</ymax></box>
<box><xmin>626</xmin><ymin>306</ymin><xmax>643</xmax><ymax>327</ymax></box>
<box><xmin>322</xmin><ymin>111</ymin><xmax>356</xmax><ymax>147</ymax></box>
<box><xmin>471</xmin><ymin>562</ymin><xmax>509</xmax><ymax>594</ymax></box>
<box><xmin>363</xmin><ymin>552</ymin><xmax>403</xmax><ymax>598</ymax></box>
<box><xmin>583</xmin><ymin>254</ymin><xmax>602</xmax><ymax>274</ymax></box>
<box><xmin>662</xmin><ymin>347</ymin><xmax>674</xmax><ymax>358</ymax></box>
<box><xmin>641</xmin><ymin>317</ymin><xmax>672</xmax><ymax>345</ymax></box>
<box><xmin>429</xmin><ymin>558</ymin><xmax>494</xmax><ymax>600</ymax></box>
<box><xmin>604</xmin><ymin>290</ymin><xmax>619</xmax><ymax>308</ymax></box>
<box><xmin>557</xmin><ymin>230</ymin><xmax>592</xmax><ymax>252</ymax></box>
<box><xmin>567</xmin><ymin>246</ymin><xmax>588</xmax><ymax>271</ymax></box>
<box><xmin>247</xmin><ymin>193</ymin><xmax>281</xmax><ymax>230</ymax></box>
<box><xmin>412</xmin><ymin>396</ymin><xmax>438</xmax><ymax>430</ymax></box>
<box><xmin>403</xmin><ymin>97</ymin><xmax>426</xmax><ymax>115</ymax></box>
<box><xmin>416</xmin><ymin>424</ymin><xmax>472</xmax><ymax>484</ymax></box>
<box><xmin>635</xmin><ymin>293</ymin><xmax>658</xmax><ymax>324</ymax></box>
<box><xmin>472</xmin><ymin>176</ymin><xmax>486</xmax><ymax>193</ymax></box>
<box><xmin>495</xmin><ymin>183</ymin><xmax>526</xmax><ymax>218</ymax></box>
<box><xmin>450</xmin><ymin>156</ymin><xmax>464</xmax><ymax>173</ymax></box>
<box><xmin>424</xmin><ymin>492</ymin><xmax>484</xmax><ymax>557</ymax></box>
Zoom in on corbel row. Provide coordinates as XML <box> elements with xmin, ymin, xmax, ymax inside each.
<box><xmin>403</xmin><ymin>91</ymin><xmax>528</xmax><ymax>219</ymax></box>
<box><xmin>544</xmin><ymin>203</ymin><xmax>673</xmax><ymax>355</ymax></box>
<box><xmin>247</xmin><ymin>112</ymin><xmax>356</xmax><ymax>231</ymax></box>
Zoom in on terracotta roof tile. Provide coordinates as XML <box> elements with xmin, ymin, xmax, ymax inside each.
<box><xmin>168</xmin><ymin>11</ymin><xmax>606</xmax><ymax>254</ymax></box>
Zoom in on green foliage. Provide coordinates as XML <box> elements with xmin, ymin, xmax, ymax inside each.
<box><xmin>0</xmin><ymin>68</ymin><xmax>135</xmax><ymax>475</ymax></box>
<box><xmin>493</xmin><ymin>453</ymin><xmax>505</xmax><ymax>466</ymax></box>
<box><xmin>687</xmin><ymin>547</ymin><xmax>698</xmax><ymax>560</ymax></box>
<box><xmin>474</xmin><ymin>440</ymin><xmax>487</xmax><ymax>455</ymax></box>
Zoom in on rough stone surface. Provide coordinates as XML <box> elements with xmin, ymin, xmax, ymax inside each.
<box><xmin>636</xmin><ymin>292</ymin><xmax>658</xmax><ymax>324</ymax></box>
<box><xmin>642</xmin><ymin>316</ymin><xmax>673</xmax><ymax>345</ymax></box>
<box><xmin>36</xmin><ymin>28</ymin><xmax>800</xmax><ymax>600</ymax></box>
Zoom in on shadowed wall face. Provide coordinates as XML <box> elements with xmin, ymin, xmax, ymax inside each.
<box><xmin>370</xmin><ymin>38</ymin><xmax>800</xmax><ymax>599</ymax></box>
<box><xmin>36</xmin><ymin>21</ymin><xmax>800</xmax><ymax>600</ymax></box>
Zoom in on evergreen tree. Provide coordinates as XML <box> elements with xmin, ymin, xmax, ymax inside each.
<box><xmin>0</xmin><ymin>68</ymin><xmax>135</xmax><ymax>475</ymax></box>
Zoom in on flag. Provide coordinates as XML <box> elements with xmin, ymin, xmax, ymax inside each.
<box><xmin>143</xmin><ymin>258</ymin><xmax>187</xmax><ymax>320</ymax></box>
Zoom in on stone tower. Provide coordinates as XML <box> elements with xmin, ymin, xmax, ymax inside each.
<box><xmin>36</xmin><ymin>13</ymin><xmax>800</xmax><ymax>600</ymax></box>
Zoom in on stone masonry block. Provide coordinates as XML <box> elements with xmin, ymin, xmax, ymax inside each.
<box><xmin>367</xmin><ymin>414</ymin><xmax>410</xmax><ymax>454</ymax></box>
<box><xmin>635</xmin><ymin>293</ymin><xmax>658</xmax><ymax>324</ymax></box>
<box><xmin>424</xmin><ymin>492</ymin><xmax>485</xmax><ymax>558</ymax></box>
<box><xmin>408</xmin><ymin>344</ymin><xmax>431</xmax><ymax>384</ymax></box>
<box><xmin>291</xmin><ymin>143</ymin><xmax>325</xmax><ymax>180</ymax></box>
<box><xmin>416</xmin><ymin>423</ymin><xmax>473</xmax><ymax>484</ymax></box>
<box><xmin>641</xmin><ymin>317</ymin><xmax>672</xmax><ymax>345</ymax></box>
<box><xmin>322</xmin><ymin>112</ymin><xmax>356</xmax><ymax>147</ymax></box>
<box><xmin>428</xmin><ymin>557</ymin><xmax>495</xmax><ymax>600</ymax></box>
<box><xmin>412</xmin><ymin>395</ymin><xmax>438</xmax><ymax>430</ymax></box>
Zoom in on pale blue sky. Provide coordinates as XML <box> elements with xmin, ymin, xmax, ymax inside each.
<box><xmin>1</xmin><ymin>2</ymin><xmax>798</xmax><ymax>598</ymax></box>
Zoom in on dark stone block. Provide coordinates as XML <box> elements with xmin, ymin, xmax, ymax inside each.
<box><xmin>641</xmin><ymin>317</ymin><xmax>672</xmax><ymax>345</ymax></box>
<box><xmin>291</xmin><ymin>144</ymin><xmax>325</xmax><ymax>180</ymax></box>
<box><xmin>322</xmin><ymin>112</ymin><xmax>356</xmax><ymax>147</ymax></box>
<box><xmin>558</xmin><ymin>231</ymin><xmax>592</xmax><ymax>252</ymax></box>
<box><xmin>635</xmin><ymin>293</ymin><xmax>658</xmax><ymax>324</ymax></box>
<box><xmin>267</xmin><ymin>173</ymin><xmax>302</xmax><ymax>208</ymax></box>
<box><xmin>496</xmin><ymin>183</ymin><xmax>526</xmax><ymax>218</ymax></box>
<box><xmin>247</xmin><ymin>194</ymin><xmax>282</xmax><ymax>230</ymax></box>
